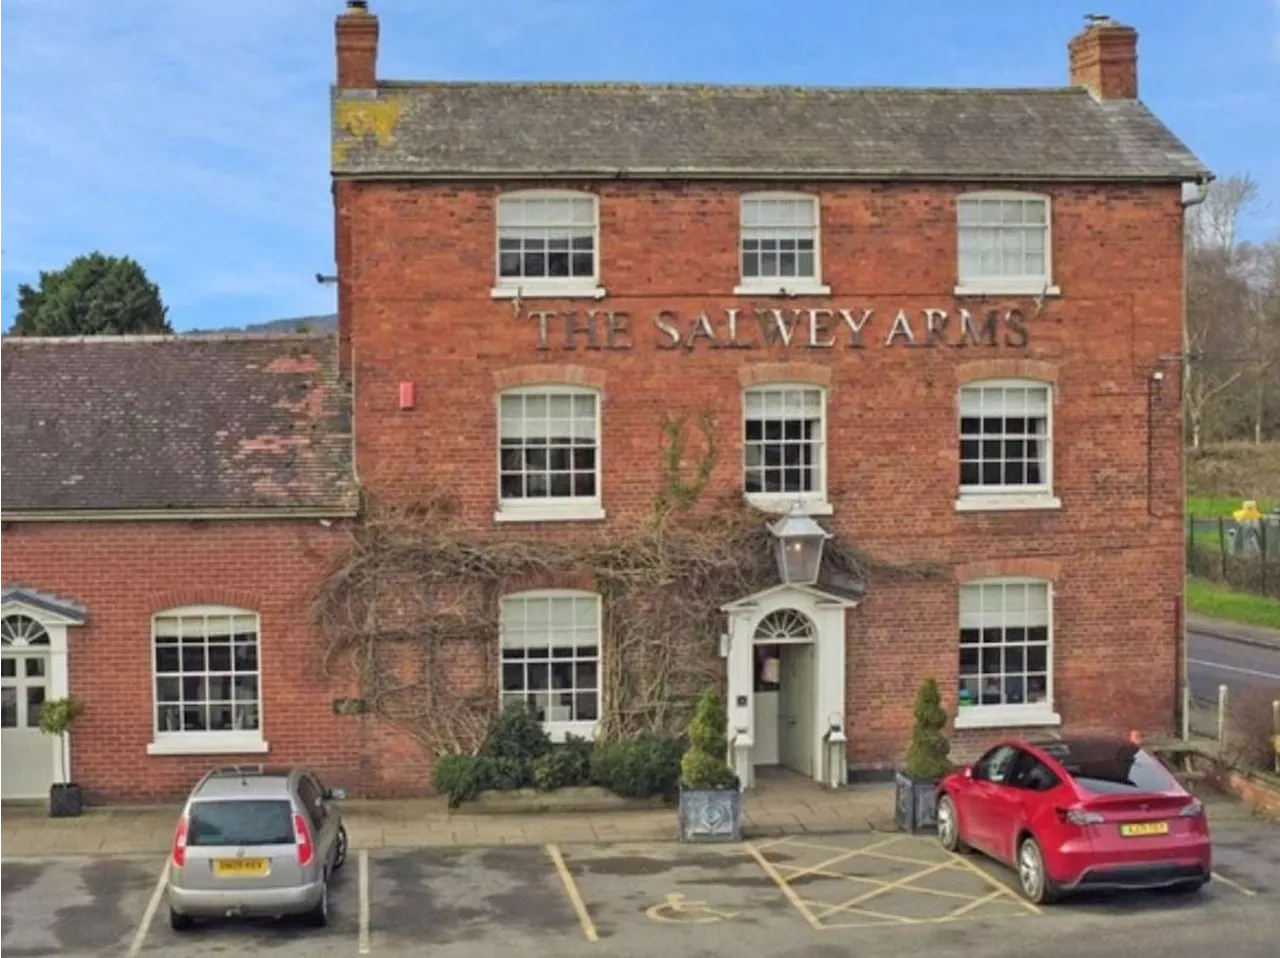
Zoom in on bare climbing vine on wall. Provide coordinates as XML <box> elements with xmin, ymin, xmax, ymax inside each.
<box><xmin>311</xmin><ymin>413</ymin><xmax>945</xmax><ymax>756</ymax></box>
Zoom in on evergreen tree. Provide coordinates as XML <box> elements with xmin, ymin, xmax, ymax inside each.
<box><xmin>10</xmin><ymin>252</ymin><xmax>171</xmax><ymax>336</ymax></box>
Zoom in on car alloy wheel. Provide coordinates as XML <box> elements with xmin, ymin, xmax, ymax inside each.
<box><xmin>1017</xmin><ymin>836</ymin><xmax>1058</xmax><ymax>904</ymax></box>
<box><xmin>936</xmin><ymin>796</ymin><xmax>960</xmax><ymax>851</ymax></box>
<box><xmin>334</xmin><ymin>825</ymin><xmax>348</xmax><ymax>869</ymax></box>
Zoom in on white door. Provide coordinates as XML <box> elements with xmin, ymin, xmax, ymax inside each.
<box><xmin>1</xmin><ymin>648</ymin><xmax>55</xmax><ymax>799</ymax></box>
<box><xmin>779</xmin><ymin>644</ymin><xmax>815</xmax><ymax>777</ymax></box>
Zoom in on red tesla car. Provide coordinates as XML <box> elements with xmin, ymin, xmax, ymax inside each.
<box><xmin>935</xmin><ymin>735</ymin><xmax>1212</xmax><ymax>904</ymax></box>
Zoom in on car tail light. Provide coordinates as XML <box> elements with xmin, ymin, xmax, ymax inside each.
<box><xmin>1056</xmin><ymin>806</ymin><xmax>1105</xmax><ymax>826</ymax></box>
<box><xmin>171</xmin><ymin>815</ymin><xmax>189</xmax><ymax>868</ymax></box>
<box><xmin>293</xmin><ymin>812</ymin><xmax>314</xmax><ymax>866</ymax></box>
<box><xmin>1179</xmin><ymin>799</ymin><xmax>1205</xmax><ymax>818</ymax></box>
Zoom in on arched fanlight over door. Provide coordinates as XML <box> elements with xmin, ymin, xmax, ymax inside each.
<box><xmin>1</xmin><ymin>615</ymin><xmax>50</xmax><ymax>648</ymax></box>
<box><xmin>752</xmin><ymin>608</ymin><xmax>816</xmax><ymax>644</ymax></box>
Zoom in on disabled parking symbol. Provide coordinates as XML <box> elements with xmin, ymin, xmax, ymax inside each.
<box><xmin>645</xmin><ymin>892</ymin><xmax>739</xmax><ymax>924</ymax></box>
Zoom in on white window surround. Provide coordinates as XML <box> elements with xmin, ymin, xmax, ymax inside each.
<box><xmin>953</xmin><ymin>578</ymin><xmax>1060</xmax><ymax>731</ymax></box>
<box><xmin>742</xmin><ymin>383</ymin><xmax>831</xmax><ymax>515</ymax></box>
<box><xmin>954</xmin><ymin>190</ymin><xmax>1060</xmax><ymax>298</ymax></box>
<box><xmin>491</xmin><ymin>189</ymin><xmax>606</xmax><ymax>300</ymax></box>
<box><xmin>735</xmin><ymin>192</ymin><xmax>831</xmax><ymax>296</ymax></box>
<box><xmin>147</xmin><ymin>605</ymin><xmax>268</xmax><ymax>757</ymax></box>
<box><xmin>499</xmin><ymin>589</ymin><xmax>602</xmax><ymax>742</ymax></box>
<box><xmin>955</xmin><ymin>378</ymin><xmax>1060</xmax><ymax>512</ymax></box>
<box><xmin>495</xmin><ymin>385</ymin><xmax>606</xmax><ymax>523</ymax></box>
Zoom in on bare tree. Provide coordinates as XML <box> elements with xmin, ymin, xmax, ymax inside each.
<box><xmin>1185</xmin><ymin>174</ymin><xmax>1262</xmax><ymax>449</ymax></box>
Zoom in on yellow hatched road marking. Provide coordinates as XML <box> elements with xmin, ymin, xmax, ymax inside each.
<box><xmin>1211</xmin><ymin>871</ymin><xmax>1257</xmax><ymax>896</ymax></box>
<box><xmin>813</xmin><ymin>860</ymin><xmax>956</xmax><ymax>920</ymax></box>
<box><xmin>773</xmin><ymin>861</ymin><xmax>980</xmax><ymax>901</ymax></box>
<box><xmin>949</xmin><ymin>850</ymin><xmax>1042</xmax><ymax>915</ymax></box>
<box><xmin>745</xmin><ymin>841</ymin><xmax>825</xmax><ymax>931</ymax></box>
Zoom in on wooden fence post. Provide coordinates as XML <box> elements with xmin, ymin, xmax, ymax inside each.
<box><xmin>1217</xmin><ymin>684</ymin><xmax>1229</xmax><ymax>755</ymax></box>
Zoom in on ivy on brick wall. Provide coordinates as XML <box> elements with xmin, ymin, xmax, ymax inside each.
<box><xmin>311</xmin><ymin>413</ymin><xmax>944</xmax><ymax>757</ymax></box>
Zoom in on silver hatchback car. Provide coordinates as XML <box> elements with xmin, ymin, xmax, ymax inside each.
<box><xmin>167</xmin><ymin>764</ymin><xmax>349</xmax><ymax>930</ymax></box>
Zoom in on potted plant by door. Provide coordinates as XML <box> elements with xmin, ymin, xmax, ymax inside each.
<box><xmin>39</xmin><ymin>695</ymin><xmax>87</xmax><ymax>818</ymax></box>
<box><xmin>894</xmin><ymin>677</ymin><xmax>952</xmax><ymax>833</ymax></box>
<box><xmin>677</xmin><ymin>689</ymin><xmax>742</xmax><ymax>842</ymax></box>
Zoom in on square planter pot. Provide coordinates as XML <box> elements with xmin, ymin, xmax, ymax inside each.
<box><xmin>894</xmin><ymin>771</ymin><xmax>938</xmax><ymax>834</ymax></box>
<box><xmin>49</xmin><ymin>783</ymin><xmax>84</xmax><ymax>818</ymax></box>
<box><xmin>678</xmin><ymin>787</ymin><xmax>742</xmax><ymax>842</ymax></box>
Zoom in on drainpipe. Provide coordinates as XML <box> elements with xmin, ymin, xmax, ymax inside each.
<box><xmin>1179</xmin><ymin>176</ymin><xmax>1211</xmax><ymax>741</ymax></box>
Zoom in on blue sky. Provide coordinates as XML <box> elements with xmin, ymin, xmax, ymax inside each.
<box><xmin>3</xmin><ymin>0</ymin><xmax>1278</xmax><ymax>333</ymax></box>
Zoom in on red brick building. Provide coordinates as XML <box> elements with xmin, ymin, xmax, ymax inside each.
<box><xmin>1</xmin><ymin>4</ymin><xmax>1209</xmax><ymax>802</ymax></box>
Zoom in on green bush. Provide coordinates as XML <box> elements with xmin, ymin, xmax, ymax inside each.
<box><xmin>680</xmin><ymin>689</ymin><xmax>740</xmax><ymax>791</ymax></box>
<box><xmin>591</xmin><ymin>735</ymin><xmax>685</xmax><ymax>798</ymax></box>
<box><xmin>431</xmin><ymin>754</ymin><xmax>496</xmax><ymax>808</ymax></box>
<box><xmin>903</xmin><ymin>677</ymin><xmax>952</xmax><ymax>780</ymax></box>
<box><xmin>532</xmin><ymin>735</ymin><xmax>593</xmax><ymax>791</ymax></box>
<box><xmin>480</xmin><ymin>700</ymin><xmax>552</xmax><ymax>768</ymax></box>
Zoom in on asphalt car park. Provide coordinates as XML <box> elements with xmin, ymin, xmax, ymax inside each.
<box><xmin>2</xmin><ymin>821</ymin><xmax>1278</xmax><ymax>958</ymax></box>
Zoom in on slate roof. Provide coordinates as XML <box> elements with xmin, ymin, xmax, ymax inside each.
<box><xmin>0</xmin><ymin>585</ymin><xmax>88</xmax><ymax>623</ymax></box>
<box><xmin>331</xmin><ymin>83</ymin><xmax>1209</xmax><ymax>182</ymax></box>
<box><xmin>0</xmin><ymin>335</ymin><xmax>357</xmax><ymax>515</ymax></box>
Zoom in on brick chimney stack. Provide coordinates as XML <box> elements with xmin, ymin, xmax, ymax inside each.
<box><xmin>1068</xmin><ymin>14</ymin><xmax>1138</xmax><ymax>100</ymax></box>
<box><xmin>336</xmin><ymin>0</ymin><xmax>378</xmax><ymax>89</ymax></box>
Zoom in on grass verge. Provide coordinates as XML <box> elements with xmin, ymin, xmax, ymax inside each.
<box><xmin>1186</xmin><ymin>496</ymin><xmax>1277</xmax><ymax>518</ymax></box>
<box><xmin>1186</xmin><ymin>577</ymin><xmax>1280</xmax><ymax>631</ymax></box>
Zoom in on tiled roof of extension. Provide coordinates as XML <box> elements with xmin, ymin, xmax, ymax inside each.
<box><xmin>331</xmin><ymin>83</ymin><xmax>1210</xmax><ymax>182</ymax></box>
<box><xmin>0</xmin><ymin>334</ymin><xmax>357</xmax><ymax>516</ymax></box>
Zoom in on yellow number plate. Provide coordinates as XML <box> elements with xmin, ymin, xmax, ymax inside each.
<box><xmin>1120</xmin><ymin>821</ymin><xmax>1170</xmax><ymax>837</ymax></box>
<box><xmin>213</xmin><ymin>858</ymin><xmax>269</xmax><ymax>877</ymax></box>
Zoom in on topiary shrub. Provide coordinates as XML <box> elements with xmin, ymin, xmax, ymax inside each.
<box><xmin>904</xmin><ymin>677</ymin><xmax>952</xmax><ymax>780</ymax></box>
<box><xmin>591</xmin><ymin>735</ymin><xmax>685</xmax><ymax>798</ymax></box>
<box><xmin>680</xmin><ymin>689</ymin><xmax>740</xmax><ymax>791</ymax></box>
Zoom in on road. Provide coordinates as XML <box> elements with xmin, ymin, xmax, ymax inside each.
<box><xmin>1187</xmin><ymin>631</ymin><xmax>1280</xmax><ymax>706</ymax></box>
<box><xmin>3</xmin><ymin>799</ymin><xmax>1278</xmax><ymax>958</ymax></box>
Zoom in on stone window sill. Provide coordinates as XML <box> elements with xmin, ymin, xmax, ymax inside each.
<box><xmin>954</xmin><ymin>283</ymin><xmax>1061</xmax><ymax>298</ymax></box>
<box><xmin>494</xmin><ymin>502</ymin><xmax>606</xmax><ymax>524</ymax></box>
<box><xmin>745</xmin><ymin>495</ymin><xmax>834</xmax><ymax>516</ymax></box>
<box><xmin>955</xmin><ymin>494</ymin><xmax>1062</xmax><ymax>513</ymax></box>
<box><xmin>490</xmin><ymin>283</ymin><xmax>606</xmax><ymax>300</ymax></box>
<box><xmin>953</xmin><ymin>706</ymin><xmax>1061</xmax><ymax>731</ymax></box>
<box><xmin>734</xmin><ymin>282</ymin><xmax>831</xmax><ymax>297</ymax></box>
<box><xmin>147</xmin><ymin>734</ymin><xmax>269</xmax><ymax>756</ymax></box>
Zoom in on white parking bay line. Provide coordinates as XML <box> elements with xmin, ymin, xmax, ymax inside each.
<box><xmin>127</xmin><ymin>859</ymin><xmax>170</xmax><ymax>958</ymax></box>
<box><xmin>1188</xmin><ymin>658</ymin><xmax>1280</xmax><ymax>681</ymax></box>
<box><xmin>358</xmin><ymin>848</ymin><xmax>371</xmax><ymax>954</ymax></box>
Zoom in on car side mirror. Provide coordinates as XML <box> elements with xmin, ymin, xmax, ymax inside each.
<box><xmin>324</xmin><ymin>787</ymin><xmax>347</xmax><ymax>801</ymax></box>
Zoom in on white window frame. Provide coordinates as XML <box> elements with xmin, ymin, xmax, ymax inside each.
<box><xmin>495</xmin><ymin>384</ymin><xmax>605</xmax><ymax>523</ymax></box>
<box><xmin>490</xmin><ymin>189</ymin><xmax>606</xmax><ymax>300</ymax></box>
<box><xmin>953</xmin><ymin>577</ymin><xmax>1060</xmax><ymax>730</ymax></box>
<box><xmin>147</xmin><ymin>605</ymin><xmax>268</xmax><ymax>756</ymax></box>
<box><xmin>955</xmin><ymin>378</ymin><xmax>1060</xmax><ymax>513</ymax></box>
<box><xmin>954</xmin><ymin>190</ymin><xmax>1060</xmax><ymax>297</ymax></box>
<box><xmin>735</xmin><ymin>192</ymin><xmax>831</xmax><ymax>296</ymax></box>
<box><xmin>498</xmin><ymin>589</ymin><xmax>603</xmax><ymax>742</ymax></box>
<box><xmin>742</xmin><ymin>383</ymin><xmax>832</xmax><ymax>515</ymax></box>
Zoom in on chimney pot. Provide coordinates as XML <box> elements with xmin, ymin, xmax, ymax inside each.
<box><xmin>1069</xmin><ymin>15</ymin><xmax>1138</xmax><ymax>100</ymax></box>
<box><xmin>336</xmin><ymin>1</ymin><xmax>378</xmax><ymax>89</ymax></box>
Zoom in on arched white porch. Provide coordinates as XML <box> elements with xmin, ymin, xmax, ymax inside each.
<box><xmin>1</xmin><ymin>587</ymin><xmax>87</xmax><ymax>800</ymax></box>
<box><xmin>721</xmin><ymin>583</ymin><xmax>857</xmax><ymax>791</ymax></box>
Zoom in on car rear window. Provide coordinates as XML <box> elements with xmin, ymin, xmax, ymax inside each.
<box><xmin>188</xmin><ymin>800</ymin><xmax>295</xmax><ymax>846</ymax></box>
<box><xmin>1042</xmin><ymin>742</ymin><xmax>1177</xmax><ymax>794</ymax></box>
